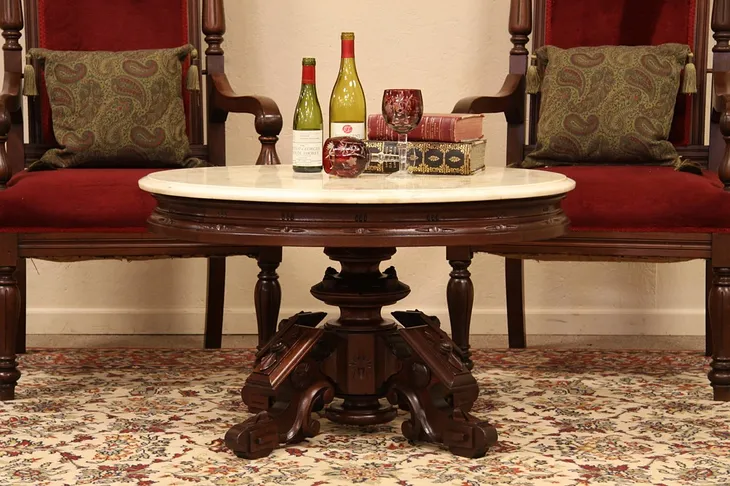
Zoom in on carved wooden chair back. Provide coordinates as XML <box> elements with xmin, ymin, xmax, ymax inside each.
<box><xmin>18</xmin><ymin>0</ymin><xmax>207</xmax><ymax>170</ymax></box>
<box><xmin>524</xmin><ymin>0</ymin><xmax>710</xmax><ymax>164</ymax></box>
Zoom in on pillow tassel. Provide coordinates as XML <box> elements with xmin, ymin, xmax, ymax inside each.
<box><xmin>186</xmin><ymin>48</ymin><xmax>200</xmax><ymax>92</ymax></box>
<box><xmin>681</xmin><ymin>52</ymin><xmax>697</xmax><ymax>95</ymax></box>
<box><xmin>526</xmin><ymin>54</ymin><xmax>542</xmax><ymax>94</ymax></box>
<box><xmin>673</xmin><ymin>156</ymin><xmax>703</xmax><ymax>175</ymax></box>
<box><xmin>23</xmin><ymin>53</ymin><xmax>38</xmax><ymax>97</ymax></box>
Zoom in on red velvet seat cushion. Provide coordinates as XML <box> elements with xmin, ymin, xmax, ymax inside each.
<box><xmin>0</xmin><ymin>169</ymin><xmax>165</xmax><ymax>232</ymax></box>
<box><xmin>544</xmin><ymin>166</ymin><xmax>730</xmax><ymax>233</ymax></box>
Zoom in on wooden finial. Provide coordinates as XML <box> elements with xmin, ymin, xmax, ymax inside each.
<box><xmin>713</xmin><ymin>0</ymin><xmax>730</xmax><ymax>53</ymax></box>
<box><xmin>509</xmin><ymin>0</ymin><xmax>532</xmax><ymax>55</ymax></box>
<box><xmin>0</xmin><ymin>0</ymin><xmax>22</xmax><ymax>53</ymax></box>
<box><xmin>203</xmin><ymin>0</ymin><xmax>226</xmax><ymax>57</ymax></box>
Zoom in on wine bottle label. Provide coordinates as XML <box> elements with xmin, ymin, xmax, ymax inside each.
<box><xmin>292</xmin><ymin>130</ymin><xmax>323</xmax><ymax>167</ymax></box>
<box><xmin>330</xmin><ymin>122</ymin><xmax>365</xmax><ymax>139</ymax></box>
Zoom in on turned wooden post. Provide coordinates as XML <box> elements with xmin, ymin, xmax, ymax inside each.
<box><xmin>712</xmin><ymin>0</ymin><xmax>730</xmax><ymax>188</ymax></box>
<box><xmin>447</xmin><ymin>246</ymin><xmax>475</xmax><ymax>370</ymax></box>
<box><xmin>0</xmin><ymin>0</ymin><xmax>22</xmax><ymax>189</ymax></box>
<box><xmin>203</xmin><ymin>0</ymin><xmax>226</xmax><ymax>167</ymax></box>
<box><xmin>505</xmin><ymin>0</ymin><xmax>531</xmax><ymax>348</ymax></box>
<box><xmin>507</xmin><ymin>0</ymin><xmax>531</xmax><ymax>163</ymax></box>
<box><xmin>255</xmin><ymin>247</ymin><xmax>282</xmax><ymax>351</ymax></box>
<box><xmin>0</xmin><ymin>234</ymin><xmax>20</xmax><ymax>400</ymax></box>
<box><xmin>710</xmin><ymin>234</ymin><xmax>730</xmax><ymax>401</ymax></box>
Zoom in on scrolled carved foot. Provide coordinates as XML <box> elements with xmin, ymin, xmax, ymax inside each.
<box><xmin>388</xmin><ymin>323</ymin><xmax>498</xmax><ymax>458</ymax></box>
<box><xmin>225</xmin><ymin>412</ymin><xmax>279</xmax><ymax>459</ymax></box>
<box><xmin>227</xmin><ymin>379</ymin><xmax>335</xmax><ymax>458</ymax></box>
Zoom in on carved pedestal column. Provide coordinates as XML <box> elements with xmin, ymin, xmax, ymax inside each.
<box><xmin>313</xmin><ymin>247</ymin><xmax>409</xmax><ymax>425</ymax></box>
<box><xmin>225</xmin><ymin>248</ymin><xmax>497</xmax><ymax>459</ymax></box>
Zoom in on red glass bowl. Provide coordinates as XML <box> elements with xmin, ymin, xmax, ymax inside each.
<box><xmin>322</xmin><ymin>136</ymin><xmax>370</xmax><ymax>178</ymax></box>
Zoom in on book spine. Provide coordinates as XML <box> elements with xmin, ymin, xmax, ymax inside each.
<box><xmin>367</xmin><ymin>114</ymin><xmax>457</xmax><ymax>142</ymax></box>
<box><xmin>364</xmin><ymin>140</ymin><xmax>486</xmax><ymax>175</ymax></box>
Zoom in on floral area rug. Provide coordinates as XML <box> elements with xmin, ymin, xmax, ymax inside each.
<box><xmin>0</xmin><ymin>347</ymin><xmax>729</xmax><ymax>485</ymax></box>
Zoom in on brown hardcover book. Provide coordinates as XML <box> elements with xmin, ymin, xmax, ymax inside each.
<box><xmin>364</xmin><ymin>140</ymin><xmax>486</xmax><ymax>175</ymax></box>
<box><xmin>367</xmin><ymin>113</ymin><xmax>484</xmax><ymax>142</ymax></box>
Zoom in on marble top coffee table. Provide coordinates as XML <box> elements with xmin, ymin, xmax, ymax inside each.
<box><xmin>139</xmin><ymin>165</ymin><xmax>575</xmax><ymax>459</ymax></box>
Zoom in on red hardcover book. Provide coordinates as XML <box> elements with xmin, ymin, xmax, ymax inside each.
<box><xmin>367</xmin><ymin>113</ymin><xmax>484</xmax><ymax>142</ymax></box>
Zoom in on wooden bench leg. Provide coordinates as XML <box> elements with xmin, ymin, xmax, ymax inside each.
<box><xmin>255</xmin><ymin>247</ymin><xmax>282</xmax><ymax>351</ymax></box>
<box><xmin>15</xmin><ymin>257</ymin><xmax>26</xmax><ymax>355</ymax></box>
<box><xmin>0</xmin><ymin>234</ymin><xmax>21</xmax><ymax>401</ymax></box>
<box><xmin>447</xmin><ymin>246</ymin><xmax>474</xmax><ymax>370</ymax></box>
<box><xmin>204</xmin><ymin>257</ymin><xmax>226</xmax><ymax>349</ymax></box>
<box><xmin>709</xmin><ymin>235</ymin><xmax>730</xmax><ymax>401</ymax></box>
<box><xmin>506</xmin><ymin>258</ymin><xmax>526</xmax><ymax>348</ymax></box>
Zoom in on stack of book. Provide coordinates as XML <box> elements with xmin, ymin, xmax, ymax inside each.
<box><xmin>364</xmin><ymin>113</ymin><xmax>486</xmax><ymax>175</ymax></box>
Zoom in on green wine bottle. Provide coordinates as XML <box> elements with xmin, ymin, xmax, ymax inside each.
<box><xmin>329</xmin><ymin>32</ymin><xmax>366</xmax><ymax>139</ymax></box>
<box><xmin>293</xmin><ymin>57</ymin><xmax>324</xmax><ymax>173</ymax></box>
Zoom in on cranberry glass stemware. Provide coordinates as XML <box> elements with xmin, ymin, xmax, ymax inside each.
<box><xmin>381</xmin><ymin>89</ymin><xmax>423</xmax><ymax>177</ymax></box>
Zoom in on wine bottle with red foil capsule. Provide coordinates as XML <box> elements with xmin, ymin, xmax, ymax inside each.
<box><xmin>329</xmin><ymin>32</ymin><xmax>366</xmax><ymax>139</ymax></box>
<box><xmin>293</xmin><ymin>57</ymin><xmax>324</xmax><ymax>173</ymax></box>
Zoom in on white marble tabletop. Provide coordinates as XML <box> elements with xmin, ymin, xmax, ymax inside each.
<box><xmin>138</xmin><ymin>165</ymin><xmax>575</xmax><ymax>204</ymax></box>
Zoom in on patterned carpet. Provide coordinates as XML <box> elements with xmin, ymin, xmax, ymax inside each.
<box><xmin>0</xmin><ymin>347</ymin><xmax>728</xmax><ymax>485</ymax></box>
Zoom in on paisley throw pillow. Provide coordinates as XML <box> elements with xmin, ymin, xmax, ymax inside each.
<box><xmin>27</xmin><ymin>45</ymin><xmax>205</xmax><ymax>170</ymax></box>
<box><xmin>523</xmin><ymin>43</ymin><xmax>691</xmax><ymax>168</ymax></box>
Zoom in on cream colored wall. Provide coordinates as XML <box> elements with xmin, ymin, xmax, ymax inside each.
<box><xmin>18</xmin><ymin>0</ymin><xmax>706</xmax><ymax>336</ymax></box>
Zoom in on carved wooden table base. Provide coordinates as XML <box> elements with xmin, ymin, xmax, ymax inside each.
<box><xmin>225</xmin><ymin>247</ymin><xmax>497</xmax><ymax>459</ymax></box>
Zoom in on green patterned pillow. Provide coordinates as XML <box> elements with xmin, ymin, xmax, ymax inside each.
<box><xmin>27</xmin><ymin>45</ymin><xmax>205</xmax><ymax>170</ymax></box>
<box><xmin>523</xmin><ymin>43</ymin><xmax>692</xmax><ymax>169</ymax></box>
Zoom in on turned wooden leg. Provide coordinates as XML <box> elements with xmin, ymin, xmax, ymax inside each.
<box><xmin>0</xmin><ymin>235</ymin><xmax>20</xmax><ymax>401</ymax></box>
<box><xmin>255</xmin><ymin>247</ymin><xmax>282</xmax><ymax>351</ymax></box>
<box><xmin>506</xmin><ymin>258</ymin><xmax>527</xmax><ymax>349</ymax></box>
<box><xmin>709</xmin><ymin>265</ymin><xmax>730</xmax><ymax>401</ymax></box>
<box><xmin>15</xmin><ymin>257</ymin><xmax>26</xmax><ymax>355</ymax></box>
<box><xmin>204</xmin><ymin>257</ymin><xmax>226</xmax><ymax>349</ymax></box>
<box><xmin>706</xmin><ymin>259</ymin><xmax>713</xmax><ymax>358</ymax></box>
<box><xmin>447</xmin><ymin>247</ymin><xmax>474</xmax><ymax>370</ymax></box>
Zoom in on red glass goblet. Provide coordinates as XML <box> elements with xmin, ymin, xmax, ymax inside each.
<box><xmin>381</xmin><ymin>89</ymin><xmax>424</xmax><ymax>178</ymax></box>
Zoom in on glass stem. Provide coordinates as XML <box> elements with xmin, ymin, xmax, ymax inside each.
<box><xmin>397</xmin><ymin>132</ymin><xmax>408</xmax><ymax>174</ymax></box>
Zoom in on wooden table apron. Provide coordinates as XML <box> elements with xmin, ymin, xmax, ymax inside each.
<box><xmin>145</xmin><ymin>192</ymin><xmax>570</xmax><ymax>459</ymax></box>
<box><xmin>146</xmin><ymin>193</ymin><xmax>569</xmax><ymax>247</ymax></box>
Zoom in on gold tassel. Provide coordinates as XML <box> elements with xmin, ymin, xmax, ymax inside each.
<box><xmin>526</xmin><ymin>54</ymin><xmax>542</xmax><ymax>95</ymax></box>
<box><xmin>673</xmin><ymin>156</ymin><xmax>703</xmax><ymax>175</ymax></box>
<box><xmin>681</xmin><ymin>52</ymin><xmax>697</xmax><ymax>95</ymax></box>
<box><xmin>186</xmin><ymin>48</ymin><xmax>200</xmax><ymax>91</ymax></box>
<box><xmin>23</xmin><ymin>53</ymin><xmax>38</xmax><ymax>97</ymax></box>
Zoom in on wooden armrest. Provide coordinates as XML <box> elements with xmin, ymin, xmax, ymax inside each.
<box><xmin>209</xmin><ymin>73</ymin><xmax>283</xmax><ymax>165</ymax></box>
<box><xmin>210</xmin><ymin>73</ymin><xmax>283</xmax><ymax>135</ymax></box>
<box><xmin>0</xmin><ymin>71</ymin><xmax>23</xmax><ymax>188</ymax></box>
<box><xmin>451</xmin><ymin>74</ymin><xmax>524</xmax><ymax>124</ymax></box>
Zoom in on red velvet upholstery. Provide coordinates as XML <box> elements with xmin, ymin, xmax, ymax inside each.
<box><xmin>35</xmin><ymin>0</ymin><xmax>191</xmax><ymax>144</ymax></box>
<box><xmin>0</xmin><ymin>169</ymin><xmax>165</xmax><ymax>232</ymax></box>
<box><xmin>544</xmin><ymin>0</ymin><xmax>696</xmax><ymax>146</ymax></box>
<box><xmin>544</xmin><ymin>166</ymin><xmax>730</xmax><ymax>233</ymax></box>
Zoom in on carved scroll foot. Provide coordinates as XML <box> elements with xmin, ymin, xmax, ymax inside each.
<box><xmin>389</xmin><ymin>311</ymin><xmax>497</xmax><ymax>458</ymax></box>
<box><xmin>228</xmin><ymin>311</ymin><xmax>337</xmax><ymax>458</ymax></box>
<box><xmin>226</xmin><ymin>379</ymin><xmax>335</xmax><ymax>459</ymax></box>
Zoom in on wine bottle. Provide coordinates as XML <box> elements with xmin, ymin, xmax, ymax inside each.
<box><xmin>293</xmin><ymin>57</ymin><xmax>324</xmax><ymax>173</ymax></box>
<box><xmin>329</xmin><ymin>32</ymin><xmax>366</xmax><ymax>139</ymax></box>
